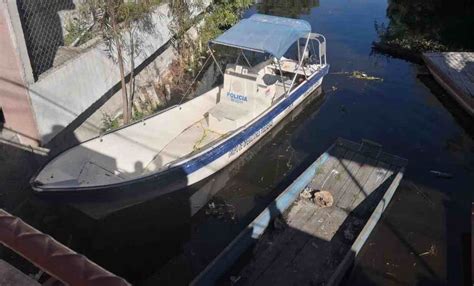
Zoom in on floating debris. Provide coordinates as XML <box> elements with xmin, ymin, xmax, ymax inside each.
<box><xmin>331</xmin><ymin>70</ymin><xmax>383</xmax><ymax>81</ymax></box>
<box><xmin>314</xmin><ymin>191</ymin><xmax>334</xmax><ymax>208</ymax></box>
<box><xmin>230</xmin><ymin>275</ymin><xmax>241</xmax><ymax>284</ymax></box>
<box><xmin>300</xmin><ymin>187</ymin><xmax>314</xmax><ymax>200</ymax></box>
<box><xmin>419</xmin><ymin>244</ymin><xmax>437</xmax><ymax>257</ymax></box>
<box><xmin>205</xmin><ymin>201</ymin><xmax>236</xmax><ymax>221</ymax></box>
<box><xmin>343</xmin><ymin>228</ymin><xmax>355</xmax><ymax>240</ymax></box>
<box><xmin>350</xmin><ymin>70</ymin><xmax>383</xmax><ymax>81</ymax></box>
<box><xmin>430</xmin><ymin>170</ymin><xmax>453</xmax><ymax>178</ymax></box>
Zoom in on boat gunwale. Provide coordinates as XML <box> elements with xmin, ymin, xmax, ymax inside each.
<box><xmin>31</xmin><ymin>64</ymin><xmax>329</xmax><ymax>192</ymax></box>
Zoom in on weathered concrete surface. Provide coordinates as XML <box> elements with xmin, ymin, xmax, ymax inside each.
<box><xmin>28</xmin><ymin>4</ymin><xmax>175</xmax><ymax>143</ymax></box>
<box><xmin>0</xmin><ymin>259</ymin><xmax>40</xmax><ymax>286</ymax></box>
<box><xmin>0</xmin><ymin>2</ymin><xmax>39</xmax><ymax>146</ymax></box>
<box><xmin>69</xmin><ymin>43</ymin><xmax>179</xmax><ymax>143</ymax></box>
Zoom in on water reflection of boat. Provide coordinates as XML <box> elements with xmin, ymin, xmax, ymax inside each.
<box><xmin>31</xmin><ymin>14</ymin><xmax>329</xmax><ymax>199</ymax></box>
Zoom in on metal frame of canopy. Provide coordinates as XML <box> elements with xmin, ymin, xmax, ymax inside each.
<box><xmin>207</xmin><ymin>14</ymin><xmax>327</xmax><ymax>95</ymax></box>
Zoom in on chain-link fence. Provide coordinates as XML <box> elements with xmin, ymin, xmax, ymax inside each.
<box><xmin>16</xmin><ymin>0</ymin><xmax>76</xmax><ymax>79</ymax></box>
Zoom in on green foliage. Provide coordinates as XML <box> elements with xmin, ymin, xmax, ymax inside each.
<box><xmin>375</xmin><ymin>20</ymin><xmax>448</xmax><ymax>53</ymax></box>
<box><xmin>64</xmin><ymin>18</ymin><xmax>94</xmax><ymax>46</ymax></box>
<box><xmin>101</xmin><ymin>113</ymin><xmax>120</xmax><ymax>132</ymax></box>
<box><xmin>375</xmin><ymin>0</ymin><xmax>474</xmax><ymax>54</ymax></box>
<box><xmin>199</xmin><ymin>0</ymin><xmax>253</xmax><ymax>44</ymax></box>
<box><xmin>116</xmin><ymin>0</ymin><xmax>162</xmax><ymax>24</ymax></box>
<box><xmin>132</xmin><ymin>109</ymin><xmax>145</xmax><ymax>121</ymax></box>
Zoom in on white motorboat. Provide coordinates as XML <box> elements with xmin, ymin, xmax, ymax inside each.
<box><xmin>31</xmin><ymin>14</ymin><xmax>329</xmax><ymax>197</ymax></box>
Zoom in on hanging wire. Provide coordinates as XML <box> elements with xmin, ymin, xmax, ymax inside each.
<box><xmin>178</xmin><ymin>54</ymin><xmax>212</xmax><ymax>105</ymax></box>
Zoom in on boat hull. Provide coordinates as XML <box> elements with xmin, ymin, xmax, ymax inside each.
<box><xmin>32</xmin><ymin>65</ymin><xmax>329</xmax><ymax>200</ymax></box>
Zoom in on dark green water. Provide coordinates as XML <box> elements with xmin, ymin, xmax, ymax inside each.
<box><xmin>1</xmin><ymin>0</ymin><xmax>472</xmax><ymax>285</ymax></box>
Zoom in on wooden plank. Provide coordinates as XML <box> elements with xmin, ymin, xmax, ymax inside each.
<box><xmin>308</xmin><ymin>145</ymin><xmax>348</xmax><ymax>190</ymax></box>
<box><xmin>194</xmin><ymin>138</ymin><xmax>409</xmax><ymax>286</ymax></box>
<box><xmin>289</xmin><ymin>209</ymin><xmax>354</xmax><ymax>285</ymax></box>
<box><xmin>322</xmin><ymin>150</ymin><xmax>357</xmax><ymax>203</ymax></box>
<box><xmin>191</xmin><ymin>151</ymin><xmax>331</xmax><ymax>286</ymax></box>
<box><xmin>239</xmin><ymin>202</ymin><xmax>323</xmax><ymax>284</ymax></box>
<box><xmin>327</xmin><ymin>168</ymin><xmax>405</xmax><ymax>286</ymax></box>
<box><xmin>328</xmin><ymin>150</ymin><xmax>359</xmax><ymax>205</ymax></box>
<box><xmin>248</xmin><ymin>206</ymin><xmax>338</xmax><ymax>286</ymax></box>
<box><xmin>334</xmin><ymin>153</ymin><xmax>368</xmax><ymax>210</ymax></box>
<box><xmin>242</xmin><ymin>148</ymin><xmax>400</xmax><ymax>285</ymax></box>
<box><xmin>351</xmin><ymin>161</ymin><xmax>395</xmax><ymax>218</ymax></box>
<box><xmin>238</xmin><ymin>147</ymin><xmax>349</xmax><ymax>283</ymax></box>
<box><xmin>337</xmin><ymin>157</ymin><xmax>378</xmax><ymax>211</ymax></box>
<box><xmin>423</xmin><ymin>52</ymin><xmax>474</xmax><ymax>115</ymax></box>
<box><xmin>244</xmin><ymin>204</ymin><xmax>322</xmax><ymax>280</ymax></box>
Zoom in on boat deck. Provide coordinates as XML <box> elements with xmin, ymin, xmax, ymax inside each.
<box><xmin>145</xmin><ymin>118</ymin><xmax>224</xmax><ymax>172</ymax></box>
<box><xmin>423</xmin><ymin>52</ymin><xmax>474</xmax><ymax>115</ymax></box>
<box><xmin>192</xmin><ymin>138</ymin><xmax>407</xmax><ymax>286</ymax></box>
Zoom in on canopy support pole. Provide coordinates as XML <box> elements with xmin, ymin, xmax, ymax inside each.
<box><xmin>287</xmin><ymin>34</ymin><xmax>310</xmax><ymax>94</ymax></box>
<box><xmin>275</xmin><ymin>58</ymin><xmax>287</xmax><ymax>94</ymax></box>
<box><xmin>297</xmin><ymin>38</ymin><xmax>301</xmax><ymax>63</ymax></box>
<box><xmin>208</xmin><ymin>46</ymin><xmax>224</xmax><ymax>77</ymax></box>
<box><xmin>241</xmin><ymin>50</ymin><xmax>252</xmax><ymax>68</ymax></box>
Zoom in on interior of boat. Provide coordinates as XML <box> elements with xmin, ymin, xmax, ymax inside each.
<box><xmin>36</xmin><ymin>53</ymin><xmax>323</xmax><ymax>188</ymax></box>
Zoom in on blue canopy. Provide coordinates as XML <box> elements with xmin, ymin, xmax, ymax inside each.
<box><xmin>211</xmin><ymin>14</ymin><xmax>312</xmax><ymax>58</ymax></box>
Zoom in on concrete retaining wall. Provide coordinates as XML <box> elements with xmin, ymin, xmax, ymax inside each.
<box><xmin>30</xmin><ymin>4</ymin><xmax>175</xmax><ymax>143</ymax></box>
<box><xmin>5</xmin><ymin>0</ymin><xmax>209</xmax><ymax>144</ymax></box>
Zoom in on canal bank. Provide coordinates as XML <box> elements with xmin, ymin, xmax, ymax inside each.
<box><xmin>1</xmin><ymin>0</ymin><xmax>473</xmax><ymax>285</ymax></box>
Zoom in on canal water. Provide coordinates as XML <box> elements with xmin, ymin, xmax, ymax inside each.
<box><xmin>2</xmin><ymin>0</ymin><xmax>472</xmax><ymax>285</ymax></box>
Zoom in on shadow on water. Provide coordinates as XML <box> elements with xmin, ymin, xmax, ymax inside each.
<box><xmin>417</xmin><ymin>71</ymin><xmax>474</xmax><ymax>137</ymax></box>
<box><xmin>0</xmin><ymin>125</ymin><xmax>192</xmax><ymax>283</ymax></box>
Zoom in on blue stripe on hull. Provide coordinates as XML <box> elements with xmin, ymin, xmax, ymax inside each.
<box><xmin>182</xmin><ymin>65</ymin><xmax>329</xmax><ymax>174</ymax></box>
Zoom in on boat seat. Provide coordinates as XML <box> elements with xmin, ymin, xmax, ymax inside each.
<box><xmin>208</xmin><ymin>65</ymin><xmax>257</xmax><ymax>133</ymax></box>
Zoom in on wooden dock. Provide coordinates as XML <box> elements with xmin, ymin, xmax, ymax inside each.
<box><xmin>423</xmin><ymin>52</ymin><xmax>474</xmax><ymax>116</ymax></box>
<box><xmin>192</xmin><ymin>138</ymin><xmax>407</xmax><ymax>286</ymax></box>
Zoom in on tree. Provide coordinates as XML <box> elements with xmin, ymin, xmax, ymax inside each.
<box><xmin>82</xmin><ymin>0</ymin><xmax>159</xmax><ymax>124</ymax></box>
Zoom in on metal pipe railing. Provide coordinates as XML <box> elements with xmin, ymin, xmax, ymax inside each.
<box><xmin>0</xmin><ymin>209</ymin><xmax>130</xmax><ymax>286</ymax></box>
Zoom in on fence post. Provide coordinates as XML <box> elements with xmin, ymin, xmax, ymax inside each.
<box><xmin>4</xmin><ymin>0</ymin><xmax>35</xmax><ymax>83</ymax></box>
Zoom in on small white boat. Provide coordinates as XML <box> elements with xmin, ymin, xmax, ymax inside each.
<box><xmin>31</xmin><ymin>14</ymin><xmax>329</xmax><ymax>197</ymax></box>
